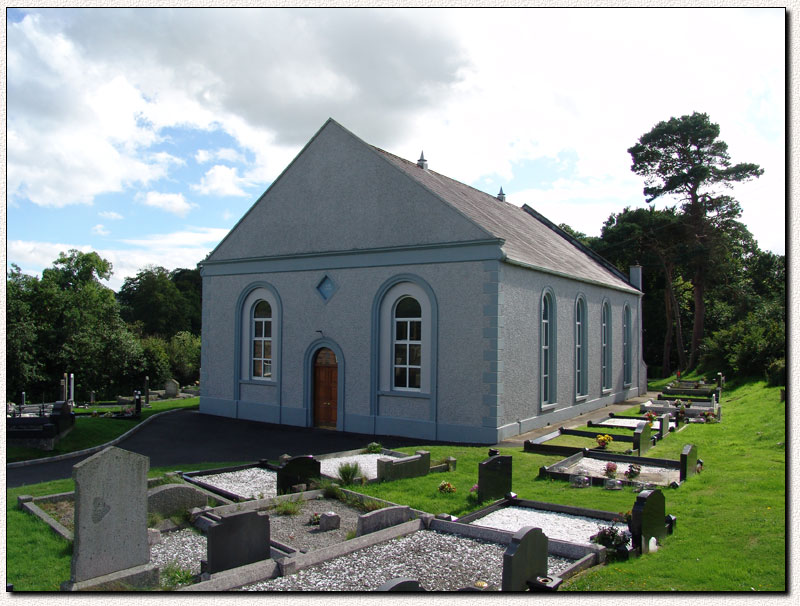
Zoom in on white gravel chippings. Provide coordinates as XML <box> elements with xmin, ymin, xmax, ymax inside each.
<box><xmin>471</xmin><ymin>506</ymin><xmax>615</xmax><ymax>546</ymax></box>
<box><xmin>149</xmin><ymin>528</ymin><xmax>207</xmax><ymax>576</ymax></box>
<box><xmin>242</xmin><ymin>530</ymin><xmax>574</xmax><ymax>591</ymax></box>
<box><xmin>195</xmin><ymin>468</ymin><xmax>278</xmax><ymax>499</ymax></box>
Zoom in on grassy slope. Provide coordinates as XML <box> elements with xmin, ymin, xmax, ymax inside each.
<box><xmin>7</xmin><ymin>398</ymin><xmax>200</xmax><ymax>463</ymax></box>
<box><xmin>357</xmin><ymin>379</ymin><xmax>786</xmax><ymax>591</ymax></box>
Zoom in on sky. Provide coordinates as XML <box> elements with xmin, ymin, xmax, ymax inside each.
<box><xmin>5</xmin><ymin>7</ymin><xmax>787</xmax><ymax>292</ymax></box>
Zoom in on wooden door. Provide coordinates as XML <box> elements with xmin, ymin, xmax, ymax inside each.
<box><xmin>313</xmin><ymin>348</ymin><xmax>338</xmax><ymax>428</ymax></box>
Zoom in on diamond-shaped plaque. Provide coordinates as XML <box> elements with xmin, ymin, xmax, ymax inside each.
<box><xmin>316</xmin><ymin>275</ymin><xmax>337</xmax><ymax>302</ymax></box>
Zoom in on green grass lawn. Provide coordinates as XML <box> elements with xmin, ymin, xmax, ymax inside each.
<box><xmin>6</xmin><ymin>379</ymin><xmax>785</xmax><ymax>591</ymax></box>
<box><xmin>7</xmin><ymin>398</ymin><xmax>200</xmax><ymax>463</ymax></box>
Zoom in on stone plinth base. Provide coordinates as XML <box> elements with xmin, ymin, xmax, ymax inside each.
<box><xmin>61</xmin><ymin>563</ymin><xmax>160</xmax><ymax>591</ymax></box>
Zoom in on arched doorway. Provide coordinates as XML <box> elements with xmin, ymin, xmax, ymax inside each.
<box><xmin>313</xmin><ymin>348</ymin><xmax>338</xmax><ymax>428</ymax></box>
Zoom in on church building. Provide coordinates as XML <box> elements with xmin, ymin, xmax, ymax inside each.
<box><xmin>198</xmin><ymin>119</ymin><xmax>646</xmax><ymax>444</ymax></box>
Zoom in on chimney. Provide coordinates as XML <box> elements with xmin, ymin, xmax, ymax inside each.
<box><xmin>629</xmin><ymin>265</ymin><xmax>643</xmax><ymax>291</ymax></box>
<box><xmin>417</xmin><ymin>151</ymin><xmax>427</xmax><ymax>169</ymax></box>
<box><xmin>497</xmin><ymin>187</ymin><xmax>506</xmax><ymax>202</ymax></box>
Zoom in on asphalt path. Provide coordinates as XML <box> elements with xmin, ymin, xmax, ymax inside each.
<box><xmin>6</xmin><ymin>409</ymin><xmax>446</xmax><ymax>488</ymax></box>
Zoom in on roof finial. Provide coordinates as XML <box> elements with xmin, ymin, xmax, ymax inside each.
<box><xmin>417</xmin><ymin>151</ymin><xmax>428</xmax><ymax>169</ymax></box>
<box><xmin>497</xmin><ymin>187</ymin><xmax>506</xmax><ymax>202</ymax></box>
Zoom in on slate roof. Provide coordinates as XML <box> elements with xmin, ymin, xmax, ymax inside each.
<box><xmin>370</xmin><ymin>145</ymin><xmax>638</xmax><ymax>293</ymax></box>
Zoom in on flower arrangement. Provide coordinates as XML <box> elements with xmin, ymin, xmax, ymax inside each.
<box><xmin>590</xmin><ymin>520</ymin><xmax>632</xmax><ymax>553</ymax></box>
<box><xmin>644</xmin><ymin>411</ymin><xmax>657</xmax><ymax>427</ymax></box>
<box><xmin>624</xmin><ymin>464</ymin><xmax>641</xmax><ymax>479</ymax></box>
<box><xmin>438</xmin><ymin>481</ymin><xmax>456</xmax><ymax>494</ymax></box>
<box><xmin>702</xmin><ymin>411</ymin><xmax>717</xmax><ymax>423</ymax></box>
<box><xmin>604</xmin><ymin>462</ymin><xmax>618</xmax><ymax>478</ymax></box>
<box><xmin>470</xmin><ymin>484</ymin><xmax>479</xmax><ymax>493</ymax></box>
<box><xmin>596</xmin><ymin>434</ymin><xmax>614</xmax><ymax>449</ymax></box>
<box><xmin>308</xmin><ymin>512</ymin><xmax>321</xmax><ymax>525</ymax></box>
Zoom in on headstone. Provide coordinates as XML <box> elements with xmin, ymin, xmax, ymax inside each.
<box><xmin>629</xmin><ymin>489</ymin><xmax>668</xmax><ymax>554</ymax></box>
<box><xmin>69</xmin><ymin>447</ymin><xmax>151</xmax><ymax>583</ymax></box>
<box><xmin>144</xmin><ymin>376</ymin><xmax>150</xmax><ymax>406</ymax></box>
<box><xmin>147</xmin><ymin>484</ymin><xmax>207</xmax><ymax>517</ymax></box>
<box><xmin>478</xmin><ymin>455</ymin><xmax>512</xmax><ymax>502</ymax></box>
<box><xmin>376</xmin><ymin>450</ymin><xmax>430</xmax><ymax>481</ymax></box>
<box><xmin>356</xmin><ymin>505</ymin><xmax>410</xmax><ymax>536</ymax></box>
<box><xmin>633</xmin><ymin>422</ymin><xmax>652</xmax><ymax>455</ymax></box>
<box><xmin>277</xmin><ymin>455</ymin><xmax>321</xmax><ymax>494</ymax></box>
<box><xmin>501</xmin><ymin>526</ymin><xmax>548</xmax><ymax>591</ymax></box>
<box><xmin>164</xmin><ymin>379</ymin><xmax>180</xmax><ymax>398</ymax></box>
<box><xmin>319</xmin><ymin>512</ymin><xmax>340</xmax><ymax>531</ymax></box>
<box><xmin>206</xmin><ymin>510</ymin><xmax>270</xmax><ymax>574</ymax></box>
<box><xmin>680</xmin><ymin>444</ymin><xmax>698</xmax><ymax>482</ymax></box>
<box><xmin>659</xmin><ymin>414</ymin><xmax>671</xmax><ymax>440</ymax></box>
<box><xmin>376</xmin><ymin>578</ymin><xmax>425</xmax><ymax>591</ymax></box>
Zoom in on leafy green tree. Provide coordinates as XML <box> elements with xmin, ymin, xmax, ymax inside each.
<box><xmin>170</xmin><ymin>268</ymin><xmax>202</xmax><ymax>335</ymax></box>
<box><xmin>140</xmin><ymin>336</ymin><xmax>172</xmax><ymax>388</ymax></box>
<box><xmin>167</xmin><ymin>331</ymin><xmax>201</xmax><ymax>386</ymax></box>
<box><xmin>628</xmin><ymin>112</ymin><xmax>763</xmax><ymax>367</ymax></box>
<box><xmin>6</xmin><ymin>265</ymin><xmax>44</xmax><ymax>400</ymax></box>
<box><xmin>118</xmin><ymin>266</ymin><xmax>189</xmax><ymax>338</ymax></box>
<box><xmin>6</xmin><ymin>250</ymin><xmax>147</xmax><ymax>401</ymax></box>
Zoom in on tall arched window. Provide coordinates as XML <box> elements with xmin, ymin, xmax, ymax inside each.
<box><xmin>575</xmin><ymin>297</ymin><xmax>588</xmax><ymax>397</ymax></box>
<box><xmin>623</xmin><ymin>304</ymin><xmax>632</xmax><ymax>386</ymax></box>
<box><xmin>393</xmin><ymin>296</ymin><xmax>422</xmax><ymax>390</ymax></box>
<box><xmin>601</xmin><ymin>301</ymin><xmax>612</xmax><ymax>390</ymax></box>
<box><xmin>252</xmin><ymin>300</ymin><xmax>272</xmax><ymax>379</ymax></box>
<box><xmin>541</xmin><ymin>291</ymin><xmax>556</xmax><ymax>405</ymax></box>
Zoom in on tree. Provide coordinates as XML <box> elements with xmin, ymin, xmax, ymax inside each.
<box><xmin>167</xmin><ymin>331</ymin><xmax>201</xmax><ymax>386</ymax></box>
<box><xmin>118</xmin><ymin>266</ymin><xmax>189</xmax><ymax>338</ymax></box>
<box><xmin>170</xmin><ymin>268</ymin><xmax>202</xmax><ymax>334</ymax></box>
<box><xmin>592</xmin><ymin>206</ymin><xmax>689</xmax><ymax>377</ymax></box>
<box><xmin>628</xmin><ymin>112</ymin><xmax>763</xmax><ymax>367</ymax></box>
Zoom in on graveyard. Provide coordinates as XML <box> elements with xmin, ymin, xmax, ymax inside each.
<box><xmin>5</xmin><ymin>377</ymin><xmax>786</xmax><ymax>591</ymax></box>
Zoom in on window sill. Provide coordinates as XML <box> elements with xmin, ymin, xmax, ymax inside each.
<box><xmin>601</xmin><ymin>388</ymin><xmax>612</xmax><ymax>396</ymax></box>
<box><xmin>541</xmin><ymin>403</ymin><xmax>558</xmax><ymax>412</ymax></box>
<box><xmin>574</xmin><ymin>395</ymin><xmax>588</xmax><ymax>404</ymax></box>
<box><xmin>240</xmin><ymin>379</ymin><xmax>278</xmax><ymax>386</ymax></box>
<box><xmin>378</xmin><ymin>390</ymin><xmax>430</xmax><ymax>399</ymax></box>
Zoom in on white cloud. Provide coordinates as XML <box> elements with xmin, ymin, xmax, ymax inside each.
<box><xmin>191</xmin><ymin>165</ymin><xmax>249</xmax><ymax>197</ymax></box>
<box><xmin>8</xmin><ymin>227</ymin><xmax>230</xmax><ymax>290</ymax></box>
<box><xmin>195</xmin><ymin>149</ymin><xmax>212</xmax><ymax>164</ymax></box>
<box><xmin>140</xmin><ymin>191</ymin><xmax>195</xmax><ymax>217</ymax></box>
<box><xmin>91</xmin><ymin>224</ymin><xmax>110</xmax><ymax>236</ymax></box>
<box><xmin>99</xmin><ymin>211</ymin><xmax>124</xmax><ymax>220</ymax></box>
<box><xmin>195</xmin><ymin>147</ymin><xmax>245</xmax><ymax>164</ymax></box>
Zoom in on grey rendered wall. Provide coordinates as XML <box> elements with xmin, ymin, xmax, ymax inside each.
<box><xmin>498</xmin><ymin>262</ymin><xmax>642</xmax><ymax>436</ymax></box>
<box><xmin>200</xmin><ymin>258</ymin><xmax>499</xmax><ymax>443</ymax></box>
<box><xmin>207</xmin><ymin>120</ymin><xmax>489</xmax><ymax>263</ymax></box>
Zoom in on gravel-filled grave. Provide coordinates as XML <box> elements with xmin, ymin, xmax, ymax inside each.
<box><xmin>319</xmin><ymin>453</ymin><xmax>406</xmax><ymax>481</ymax></box>
<box><xmin>195</xmin><ymin>467</ymin><xmax>278</xmax><ymax>499</ymax></box>
<box><xmin>242</xmin><ymin>530</ymin><xmax>575</xmax><ymax>591</ymax></box>
<box><xmin>555</xmin><ymin>457</ymin><xmax>680</xmax><ymax>486</ymax></box>
<box><xmin>470</xmin><ymin>506</ymin><xmax>622</xmax><ymax>546</ymax></box>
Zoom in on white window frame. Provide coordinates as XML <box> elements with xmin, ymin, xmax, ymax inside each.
<box><xmin>575</xmin><ymin>296</ymin><xmax>588</xmax><ymax>398</ymax></box>
<box><xmin>392</xmin><ymin>297</ymin><xmax>422</xmax><ymax>391</ymax></box>
<box><xmin>541</xmin><ymin>290</ymin><xmax>557</xmax><ymax>407</ymax></box>
<box><xmin>601</xmin><ymin>301</ymin><xmax>612</xmax><ymax>391</ymax></box>
<box><xmin>252</xmin><ymin>300</ymin><xmax>272</xmax><ymax>380</ymax></box>
<box><xmin>623</xmin><ymin>304</ymin><xmax>632</xmax><ymax>386</ymax></box>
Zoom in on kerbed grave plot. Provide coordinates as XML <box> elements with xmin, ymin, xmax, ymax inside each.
<box><xmin>539</xmin><ymin>445</ymin><xmax>700</xmax><ymax>488</ymax></box>
<box><xmin>240</xmin><ymin>530</ymin><xmax>574</xmax><ymax>591</ymax></box>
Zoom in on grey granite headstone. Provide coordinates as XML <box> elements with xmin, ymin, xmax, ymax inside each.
<box><xmin>277</xmin><ymin>455</ymin><xmax>320</xmax><ymax>495</ymax></box>
<box><xmin>319</xmin><ymin>512</ymin><xmax>340</xmax><ymax>531</ymax></box>
<box><xmin>680</xmin><ymin>444</ymin><xmax>698</xmax><ymax>482</ymax></box>
<box><xmin>659</xmin><ymin>414</ymin><xmax>671</xmax><ymax>440</ymax></box>
<box><xmin>164</xmin><ymin>378</ymin><xmax>179</xmax><ymax>398</ymax></box>
<box><xmin>206</xmin><ymin>510</ymin><xmax>270</xmax><ymax>574</ymax></box>
<box><xmin>376</xmin><ymin>450</ymin><xmax>430</xmax><ymax>481</ymax></box>
<box><xmin>478</xmin><ymin>455</ymin><xmax>512</xmax><ymax>502</ymax></box>
<box><xmin>70</xmin><ymin>447</ymin><xmax>150</xmax><ymax>583</ymax></box>
<box><xmin>630</xmin><ymin>489</ymin><xmax>667</xmax><ymax>554</ymax></box>
<box><xmin>147</xmin><ymin>484</ymin><xmax>208</xmax><ymax>517</ymax></box>
<box><xmin>501</xmin><ymin>526</ymin><xmax>548</xmax><ymax>591</ymax></box>
<box><xmin>633</xmin><ymin>422</ymin><xmax>652</xmax><ymax>455</ymax></box>
<box><xmin>356</xmin><ymin>505</ymin><xmax>410</xmax><ymax>536</ymax></box>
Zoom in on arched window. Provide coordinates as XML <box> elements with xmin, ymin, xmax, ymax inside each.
<box><xmin>393</xmin><ymin>296</ymin><xmax>422</xmax><ymax>390</ymax></box>
<box><xmin>601</xmin><ymin>301</ymin><xmax>611</xmax><ymax>390</ymax></box>
<box><xmin>623</xmin><ymin>304</ymin><xmax>632</xmax><ymax>386</ymax></box>
<box><xmin>575</xmin><ymin>297</ymin><xmax>588</xmax><ymax>397</ymax></box>
<box><xmin>541</xmin><ymin>291</ymin><xmax>556</xmax><ymax>406</ymax></box>
<box><xmin>252</xmin><ymin>300</ymin><xmax>272</xmax><ymax>379</ymax></box>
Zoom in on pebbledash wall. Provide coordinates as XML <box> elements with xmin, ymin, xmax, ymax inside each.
<box><xmin>199</xmin><ymin>249</ymin><xmax>644</xmax><ymax>444</ymax></box>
